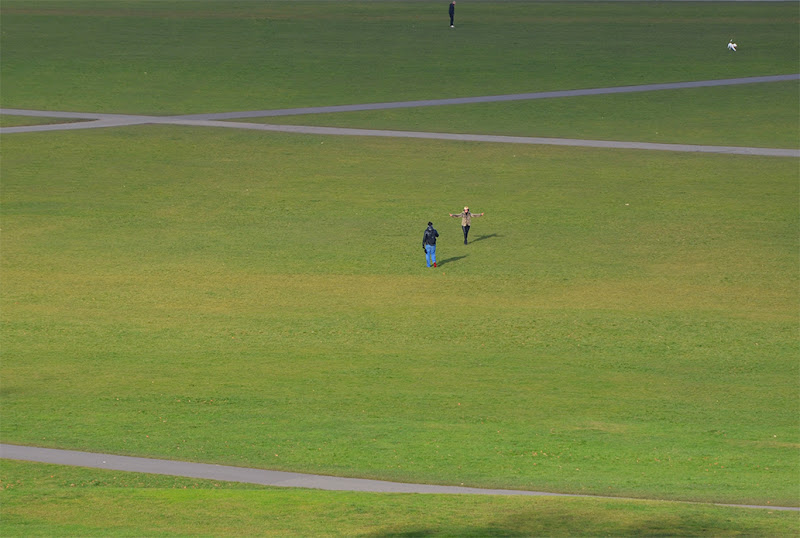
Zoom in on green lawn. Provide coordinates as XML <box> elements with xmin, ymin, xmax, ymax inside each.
<box><xmin>1</xmin><ymin>1</ymin><xmax>798</xmax><ymax>114</ymax></box>
<box><xmin>254</xmin><ymin>81</ymin><xmax>800</xmax><ymax>149</ymax></box>
<box><xmin>0</xmin><ymin>115</ymin><xmax>89</xmax><ymax>128</ymax></box>
<box><xmin>2</xmin><ymin>460</ymin><xmax>798</xmax><ymax>537</ymax></box>
<box><xmin>1</xmin><ymin>1</ymin><xmax>798</xmax><ymax>536</ymax></box>
<box><xmin>2</xmin><ymin>126</ymin><xmax>797</xmax><ymax>506</ymax></box>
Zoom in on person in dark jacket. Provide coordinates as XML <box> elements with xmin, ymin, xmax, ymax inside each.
<box><xmin>423</xmin><ymin>222</ymin><xmax>439</xmax><ymax>267</ymax></box>
<box><xmin>449</xmin><ymin>1</ymin><xmax>455</xmax><ymax>27</ymax></box>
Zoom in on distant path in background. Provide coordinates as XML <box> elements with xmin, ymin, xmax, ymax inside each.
<box><xmin>2</xmin><ymin>74</ymin><xmax>798</xmax><ymax>157</ymax></box>
<box><xmin>2</xmin><ymin>444</ymin><xmax>798</xmax><ymax>511</ymax></box>
<box><xmin>2</xmin><ymin>75</ymin><xmax>800</xmax><ymax>509</ymax></box>
<box><xmin>175</xmin><ymin>74</ymin><xmax>800</xmax><ymax>121</ymax></box>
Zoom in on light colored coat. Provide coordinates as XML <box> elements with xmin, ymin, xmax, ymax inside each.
<box><xmin>451</xmin><ymin>211</ymin><xmax>483</xmax><ymax>226</ymax></box>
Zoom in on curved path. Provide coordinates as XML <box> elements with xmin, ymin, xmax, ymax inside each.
<box><xmin>1</xmin><ymin>444</ymin><xmax>797</xmax><ymax>511</ymax></box>
<box><xmin>2</xmin><ymin>74</ymin><xmax>798</xmax><ymax>157</ymax></box>
<box><xmin>2</xmin><ymin>75</ymin><xmax>799</xmax><ymax>512</ymax></box>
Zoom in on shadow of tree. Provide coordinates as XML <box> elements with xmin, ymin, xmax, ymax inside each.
<box><xmin>371</xmin><ymin>525</ymin><xmax>529</xmax><ymax>537</ymax></box>
<box><xmin>365</xmin><ymin>498</ymin><xmax>791</xmax><ymax>537</ymax></box>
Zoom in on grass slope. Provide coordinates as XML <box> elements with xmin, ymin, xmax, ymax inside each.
<box><xmin>0</xmin><ymin>116</ymin><xmax>91</xmax><ymax>128</ymax></box>
<box><xmin>1</xmin><ymin>1</ymin><xmax>798</xmax><ymax>114</ymax></box>
<box><xmin>2</xmin><ymin>460</ymin><xmax>798</xmax><ymax>537</ymax></box>
<box><xmin>1</xmin><ymin>1</ymin><xmax>798</xmax><ymax>535</ymax></box>
<box><xmin>2</xmin><ymin>127</ymin><xmax>797</xmax><ymax>506</ymax></box>
<box><xmin>255</xmin><ymin>81</ymin><xmax>800</xmax><ymax>149</ymax></box>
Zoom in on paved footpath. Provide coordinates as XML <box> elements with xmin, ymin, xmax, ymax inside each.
<box><xmin>2</xmin><ymin>75</ymin><xmax>799</xmax><ymax>511</ymax></box>
<box><xmin>2</xmin><ymin>74</ymin><xmax>798</xmax><ymax>157</ymax></box>
<box><xmin>1</xmin><ymin>444</ymin><xmax>797</xmax><ymax>511</ymax></box>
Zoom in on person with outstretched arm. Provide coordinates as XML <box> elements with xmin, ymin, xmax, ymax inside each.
<box><xmin>449</xmin><ymin>206</ymin><xmax>484</xmax><ymax>244</ymax></box>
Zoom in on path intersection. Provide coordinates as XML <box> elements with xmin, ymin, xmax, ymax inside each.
<box><xmin>2</xmin><ymin>74</ymin><xmax>798</xmax><ymax>157</ymax></box>
<box><xmin>2</xmin><ymin>74</ymin><xmax>798</xmax><ymax>509</ymax></box>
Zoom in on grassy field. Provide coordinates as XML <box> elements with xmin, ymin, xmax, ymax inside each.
<box><xmin>0</xmin><ymin>115</ymin><xmax>88</xmax><ymax>128</ymax></box>
<box><xmin>1</xmin><ymin>1</ymin><xmax>799</xmax><ymax>536</ymax></box>
<box><xmin>255</xmin><ymin>81</ymin><xmax>800</xmax><ymax>149</ymax></box>
<box><xmin>1</xmin><ymin>1</ymin><xmax>798</xmax><ymax>114</ymax></box>
<box><xmin>2</xmin><ymin>460</ymin><xmax>798</xmax><ymax>537</ymax></box>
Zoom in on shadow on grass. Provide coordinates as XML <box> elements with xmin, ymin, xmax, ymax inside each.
<box><xmin>367</xmin><ymin>502</ymin><xmax>800</xmax><ymax>537</ymax></box>
<box><xmin>468</xmin><ymin>233</ymin><xmax>500</xmax><ymax>243</ymax></box>
<box><xmin>437</xmin><ymin>255</ymin><xmax>468</xmax><ymax>266</ymax></box>
<box><xmin>371</xmin><ymin>527</ymin><xmax>529</xmax><ymax>537</ymax></box>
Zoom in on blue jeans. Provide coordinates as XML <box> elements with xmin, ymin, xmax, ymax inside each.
<box><xmin>425</xmin><ymin>244</ymin><xmax>437</xmax><ymax>267</ymax></box>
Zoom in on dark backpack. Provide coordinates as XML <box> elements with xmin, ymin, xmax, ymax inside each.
<box><xmin>424</xmin><ymin>228</ymin><xmax>436</xmax><ymax>245</ymax></box>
